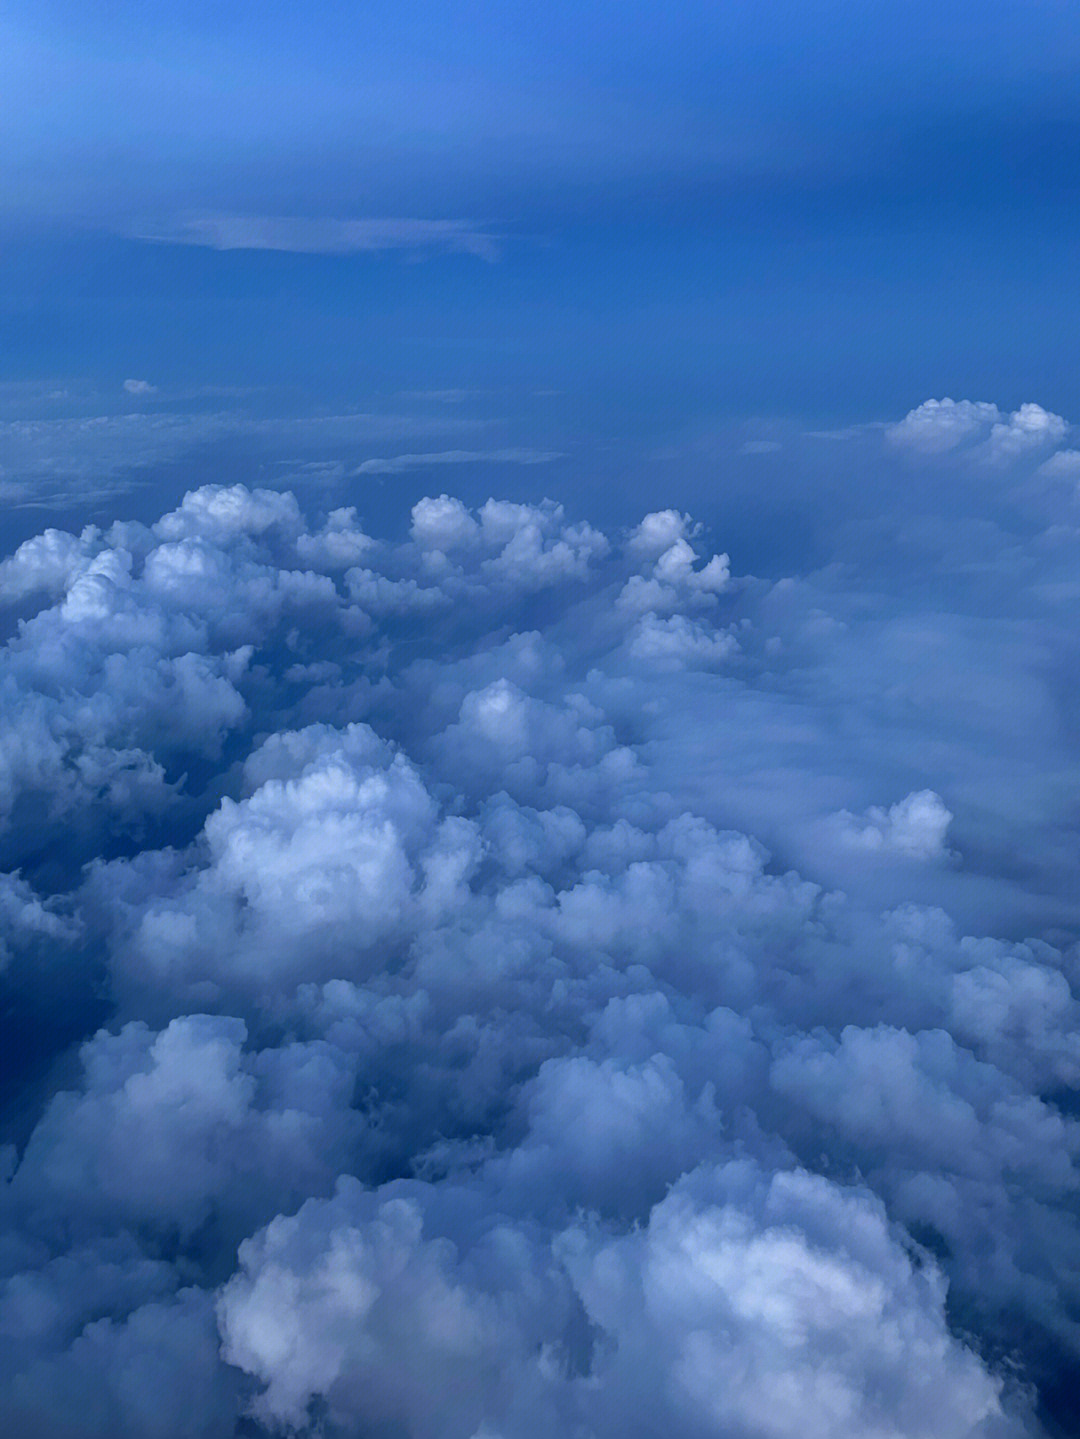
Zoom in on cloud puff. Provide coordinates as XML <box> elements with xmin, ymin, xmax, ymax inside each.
<box><xmin>0</xmin><ymin>450</ymin><xmax>1077</xmax><ymax>1436</ymax></box>
<box><xmin>887</xmin><ymin>398</ymin><xmax>1069</xmax><ymax>465</ymax></box>
<box><xmin>627</xmin><ymin>610</ymin><xmax>738</xmax><ymax>667</ymax></box>
<box><xmin>121</xmin><ymin>379</ymin><xmax>157</xmax><ymax>396</ymax></box>
<box><xmin>887</xmin><ymin>398</ymin><xmax>1003</xmax><ymax>453</ymax></box>
<box><xmin>830</xmin><ymin>790</ymin><xmax>954</xmax><ymax>861</ymax></box>
<box><xmin>619</xmin><ymin>510</ymin><xmax>729</xmax><ymax>616</ymax></box>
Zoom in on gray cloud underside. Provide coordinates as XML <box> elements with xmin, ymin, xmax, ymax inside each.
<box><xmin>1</xmin><ymin>406</ymin><xmax>1079</xmax><ymax>1436</ymax></box>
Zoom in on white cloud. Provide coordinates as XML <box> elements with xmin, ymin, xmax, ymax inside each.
<box><xmin>886</xmin><ymin>398</ymin><xmax>1069</xmax><ymax>465</ymax></box>
<box><xmin>830</xmin><ymin>790</ymin><xmax>954</xmax><ymax>861</ymax></box>
<box><xmin>619</xmin><ymin>510</ymin><xmax>729</xmax><ymax>617</ymax></box>
<box><xmin>1038</xmin><ymin>448</ymin><xmax>1080</xmax><ymax>480</ymax></box>
<box><xmin>411</xmin><ymin>492</ymin><xmax>482</xmax><ymax>551</ymax></box>
<box><xmin>152</xmin><ymin>482</ymin><xmax>303</xmax><ymax>543</ymax></box>
<box><xmin>0</xmin><ymin>870</ymin><xmax>76</xmax><ymax>969</ymax></box>
<box><xmin>627</xmin><ymin>611</ymin><xmax>738</xmax><ymax>667</ymax></box>
<box><xmin>886</xmin><ymin>399</ymin><xmax>1002</xmax><ymax>453</ymax></box>
<box><xmin>984</xmin><ymin>403</ymin><xmax>1068</xmax><ymax>464</ymax></box>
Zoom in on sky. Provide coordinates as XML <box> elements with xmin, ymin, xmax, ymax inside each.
<box><xmin>3</xmin><ymin>4</ymin><xmax>1080</xmax><ymax>1438</ymax></box>
<box><xmin>4</xmin><ymin>0</ymin><xmax>1080</xmax><ymax>530</ymax></box>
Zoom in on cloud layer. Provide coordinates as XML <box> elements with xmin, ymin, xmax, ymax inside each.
<box><xmin>1</xmin><ymin>405</ymin><xmax>1079</xmax><ymax>1435</ymax></box>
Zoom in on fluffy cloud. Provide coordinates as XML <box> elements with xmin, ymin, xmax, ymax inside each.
<box><xmin>0</xmin><ymin>450</ymin><xmax>1076</xmax><ymax>1436</ymax></box>
<box><xmin>830</xmin><ymin>790</ymin><xmax>954</xmax><ymax>861</ymax></box>
<box><xmin>619</xmin><ymin>509</ymin><xmax>729</xmax><ymax>614</ymax></box>
<box><xmin>217</xmin><ymin>1163</ymin><xmax>1023</xmax><ymax>1439</ymax></box>
<box><xmin>886</xmin><ymin>398</ymin><xmax>1003</xmax><ymax>453</ymax></box>
<box><xmin>0</xmin><ymin>870</ymin><xmax>75</xmax><ymax>970</ymax></box>
<box><xmin>887</xmin><ymin>398</ymin><xmax>1069</xmax><ymax>465</ymax></box>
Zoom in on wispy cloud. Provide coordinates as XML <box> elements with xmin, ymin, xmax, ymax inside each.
<box><xmin>395</xmin><ymin>389</ymin><xmax>479</xmax><ymax>404</ymax></box>
<box><xmin>804</xmin><ymin>423</ymin><xmax>887</xmax><ymax>441</ymax></box>
<box><xmin>354</xmin><ymin>448</ymin><xmax>563</xmax><ymax>475</ymax></box>
<box><xmin>0</xmin><ymin>410</ymin><xmax>495</xmax><ymax>497</ymax></box>
<box><xmin>129</xmin><ymin>215</ymin><xmax>502</xmax><ymax>262</ymax></box>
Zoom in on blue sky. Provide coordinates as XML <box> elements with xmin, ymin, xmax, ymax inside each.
<box><xmin>4</xmin><ymin>0</ymin><xmax>1080</xmax><ymax>537</ymax></box>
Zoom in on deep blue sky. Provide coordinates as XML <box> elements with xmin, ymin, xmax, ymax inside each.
<box><xmin>3</xmin><ymin>0</ymin><xmax>1080</xmax><ymax>522</ymax></box>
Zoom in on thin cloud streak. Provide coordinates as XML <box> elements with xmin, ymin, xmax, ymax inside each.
<box><xmin>129</xmin><ymin>214</ymin><xmax>503</xmax><ymax>261</ymax></box>
<box><xmin>354</xmin><ymin>448</ymin><xmax>563</xmax><ymax>475</ymax></box>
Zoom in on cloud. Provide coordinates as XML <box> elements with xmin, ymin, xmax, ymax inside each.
<box><xmin>121</xmin><ymin>379</ymin><xmax>156</xmax><ymax>396</ymax></box>
<box><xmin>985</xmin><ymin>403</ymin><xmax>1069</xmax><ymax>464</ymax></box>
<box><xmin>1038</xmin><ymin>448</ymin><xmax>1080</xmax><ymax>481</ymax></box>
<box><xmin>627</xmin><ymin>610</ymin><xmax>738</xmax><ymax>667</ymax></box>
<box><xmin>886</xmin><ymin>399</ymin><xmax>1003</xmax><ymax>454</ymax></box>
<box><xmin>217</xmin><ymin>1163</ymin><xmax>1022</xmax><ymax>1439</ymax></box>
<box><xmin>619</xmin><ymin>510</ymin><xmax>729</xmax><ymax>615</ymax></box>
<box><xmin>0</xmin><ymin>439</ymin><xmax>1078</xmax><ymax>1434</ymax></box>
<box><xmin>887</xmin><ymin>398</ymin><xmax>1069</xmax><ymax>464</ymax></box>
<box><xmin>829</xmin><ymin>790</ymin><xmax>954</xmax><ymax>861</ymax></box>
<box><xmin>0</xmin><ymin>870</ymin><xmax>76</xmax><ymax>970</ymax></box>
<box><xmin>132</xmin><ymin>215</ymin><xmax>502</xmax><ymax>261</ymax></box>
<box><xmin>354</xmin><ymin>447</ymin><xmax>563</xmax><ymax>475</ymax></box>
<box><xmin>0</xmin><ymin>407</ymin><xmax>495</xmax><ymax>496</ymax></box>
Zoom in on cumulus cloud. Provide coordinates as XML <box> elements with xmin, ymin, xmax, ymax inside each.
<box><xmin>618</xmin><ymin>510</ymin><xmax>729</xmax><ymax>618</ymax></box>
<box><xmin>887</xmin><ymin>398</ymin><xmax>1003</xmax><ymax>453</ymax></box>
<box><xmin>830</xmin><ymin>790</ymin><xmax>954</xmax><ymax>861</ymax></box>
<box><xmin>627</xmin><ymin>610</ymin><xmax>738</xmax><ymax>667</ymax></box>
<box><xmin>217</xmin><ymin>1163</ymin><xmax>1022</xmax><ymax>1439</ymax></box>
<box><xmin>985</xmin><ymin>404</ymin><xmax>1069</xmax><ymax>464</ymax></box>
<box><xmin>887</xmin><ymin>397</ymin><xmax>1069</xmax><ymax>466</ymax></box>
<box><xmin>0</xmin><ymin>448</ymin><xmax>1077</xmax><ymax>1436</ymax></box>
<box><xmin>121</xmin><ymin>379</ymin><xmax>157</xmax><ymax>396</ymax></box>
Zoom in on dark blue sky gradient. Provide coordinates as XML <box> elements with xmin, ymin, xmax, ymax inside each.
<box><xmin>3</xmin><ymin>0</ymin><xmax>1080</xmax><ymax>449</ymax></box>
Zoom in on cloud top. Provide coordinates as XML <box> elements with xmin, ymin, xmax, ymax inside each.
<box><xmin>0</xmin><ymin>432</ymin><xmax>1077</xmax><ymax>1434</ymax></box>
